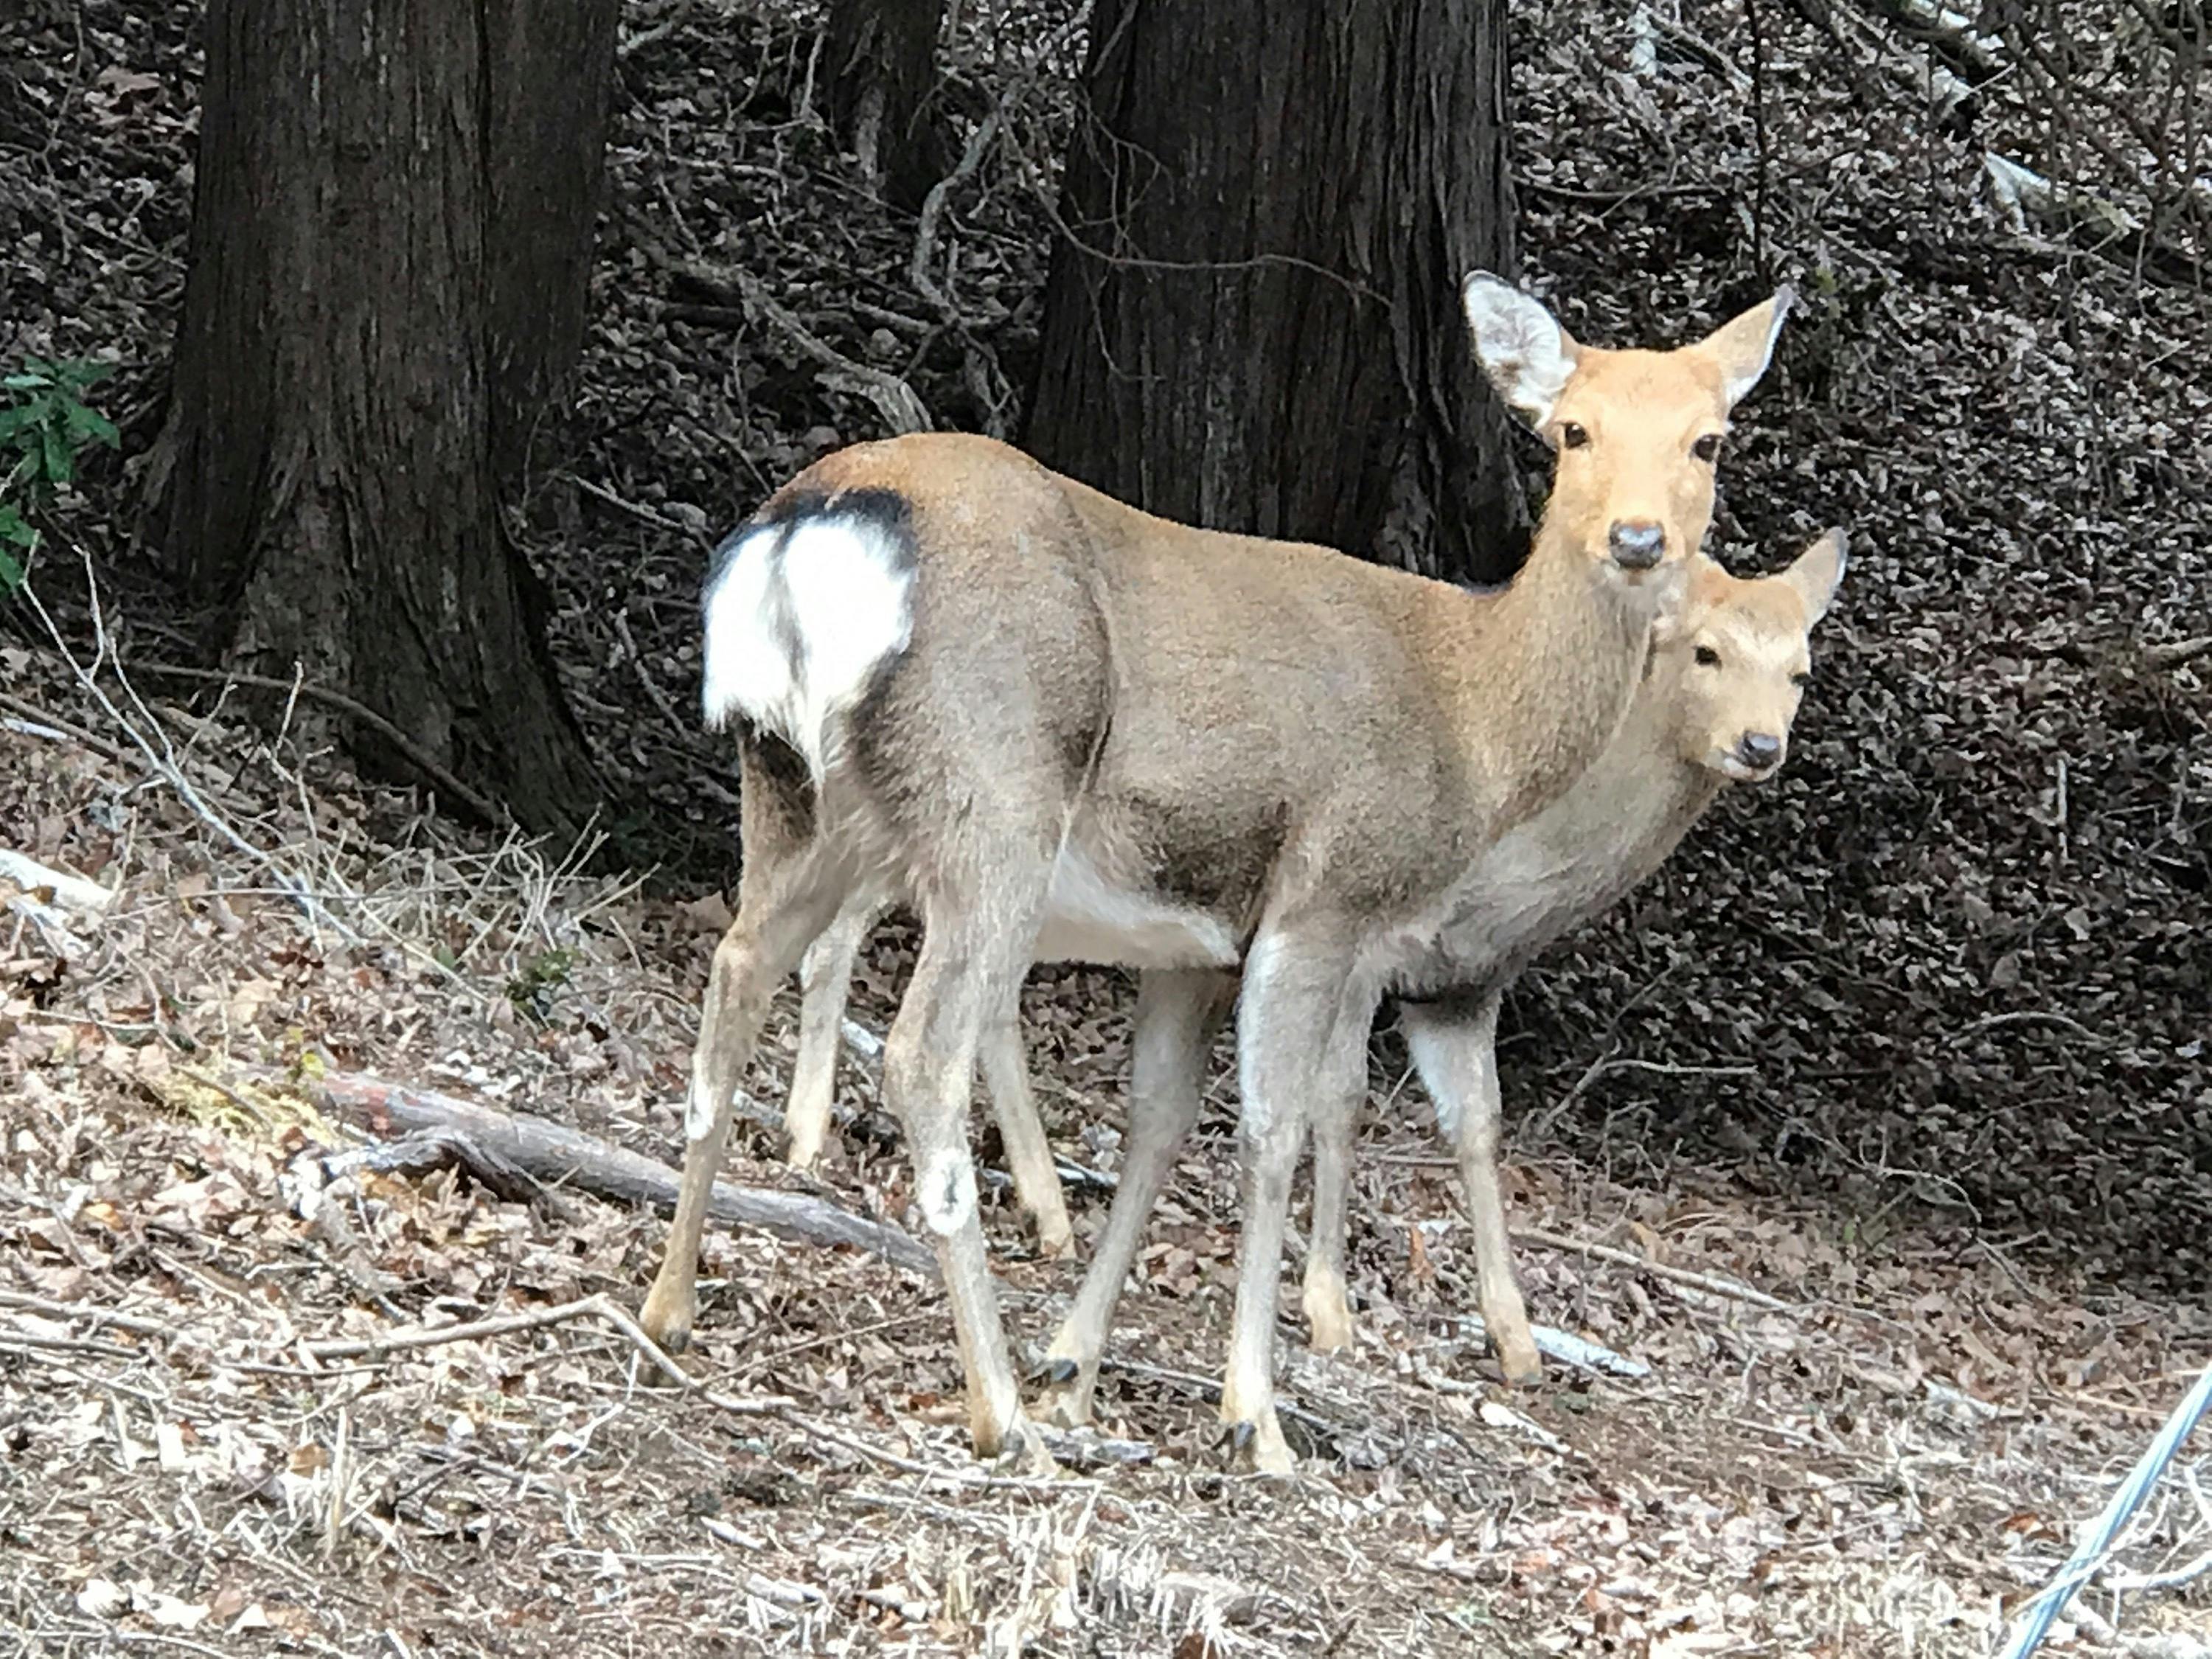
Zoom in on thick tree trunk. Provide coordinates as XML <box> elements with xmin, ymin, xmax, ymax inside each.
<box><xmin>145</xmin><ymin>0</ymin><xmax>617</xmax><ymax>835</ymax></box>
<box><xmin>484</xmin><ymin>1</ymin><xmax>622</xmax><ymax>479</ymax></box>
<box><xmin>1026</xmin><ymin>0</ymin><xmax>1528</xmax><ymax>585</ymax></box>
<box><xmin>824</xmin><ymin>0</ymin><xmax>950</xmax><ymax>214</ymax></box>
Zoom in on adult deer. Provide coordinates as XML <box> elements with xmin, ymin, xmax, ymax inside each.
<box><xmin>640</xmin><ymin>274</ymin><xmax>1792</xmax><ymax>1471</ymax></box>
<box><xmin>1030</xmin><ymin>536</ymin><xmax>1848</xmax><ymax>1446</ymax></box>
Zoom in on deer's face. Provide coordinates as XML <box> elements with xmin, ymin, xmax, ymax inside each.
<box><xmin>1461</xmin><ymin>278</ymin><xmax>1794</xmax><ymax>585</ymax></box>
<box><xmin>1656</xmin><ymin>532</ymin><xmax>1847</xmax><ymax>782</ymax></box>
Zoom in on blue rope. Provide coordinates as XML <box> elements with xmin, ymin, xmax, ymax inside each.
<box><xmin>1996</xmin><ymin>1361</ymin><xmax>2212</xmax><ymax>1659</ymax></box>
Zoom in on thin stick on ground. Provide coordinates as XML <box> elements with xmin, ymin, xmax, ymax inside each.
<box><xmin>1514</xmin><ymin>1225</ymin><xmax>1795</xmax><ymax>1311</ymax></box>
<box><xmin>0</xmin><ymin>1290</ymin><xmax>170</xmax><ymax>1338</ymax></box>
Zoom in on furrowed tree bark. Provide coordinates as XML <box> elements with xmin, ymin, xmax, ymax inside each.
<box><xmin>823</xmin><ymin>0</ymin><xmax>951</xmax><ymax>213</ymax></box>
<box><xmin>484</xmin><ymin>0</ymin><xmax>622</xmax><ymax>479</ymax></box>
<box><xmin>1026</xmin><ymin>0</ymin><xmax>1528</xmax><ymax>585</ymax></box>
<box><xmin>145</xmin><ymin>0</ymin><xmax>617</xmax><ymax>836</ymax></box>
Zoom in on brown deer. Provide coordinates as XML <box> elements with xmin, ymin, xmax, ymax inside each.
<box><xmin>1029</xmin><ymin>537</ymin><xmax>1847</xmax><ymax>1446</ymax></box>
<box><xmin>639</xmin><ymin>274</ymin><xmax>1792</xmax><ymax>1472</ymax></box>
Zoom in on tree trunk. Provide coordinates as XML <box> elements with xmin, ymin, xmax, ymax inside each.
<box><xmin>1026</xmin><ymin>0</ymin><xmax>1528</xmax><ymax>585</ymax></box>
<box><xmin>145</xmin><ymin>0</ymin><xmax>618</xmax><ymax>836</ymax></box>
<box><xmin>824</xmin><ymin>0</ymin><xmax>950</xmax><ymax>214</ymax></box>
<box><xmin>484</xmin><ymin>0</ymin><xmax>622</xmax><ymax>480</ymax></box>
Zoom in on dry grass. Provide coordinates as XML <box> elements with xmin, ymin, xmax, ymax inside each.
<box><xmin>3</xmin><ymin>638</ymin><xmax>2208</xmax><ymax>1658</ymax></box>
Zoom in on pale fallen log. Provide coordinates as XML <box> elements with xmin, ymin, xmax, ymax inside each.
<box><xmin>0</xmin><ymin>848</ymin><xmax>115</xmax><ymax>924</ymax></box>
<box><xmin>268</xmin><ymin>1067</ymin><xmax>939</xmax><ymax>1280</ymax></box>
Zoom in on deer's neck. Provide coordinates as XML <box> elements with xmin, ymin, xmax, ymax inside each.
<box><xmin>1452</xmin><ymin>521</ymin><xmax>1671</xmax><ymax>835</ymax></box>
<box><xmin>1577</xmin><ymin>703</ymin><xmax>1728</xmax><ymax>870</ymax></box>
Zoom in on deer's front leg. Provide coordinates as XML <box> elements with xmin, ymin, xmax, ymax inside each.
<box><xmin>1402</xmin><ymin>989</ymin><xmax>1540</xmax><ymax>1384</ymax></box>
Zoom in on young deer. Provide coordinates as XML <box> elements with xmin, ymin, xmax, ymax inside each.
<box><xmin>1303</xmin><ymin>536</ymin><xmax>1846</xmax><ymax>1376</ymax></box>
<box><xmin>1025</xmin><ymin>538</ymin><xmax>1846</xmax><ymax>1439</ymax></box>
<box><xmin>638</xmin><ymin>274</ymin><xmax>1792</xmax><ymax>1472</ymax></box>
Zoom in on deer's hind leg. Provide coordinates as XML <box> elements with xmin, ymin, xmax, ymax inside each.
<box><xmin>886</xmin><ymin>870</ymin><xmax>1061</xmax><ymax>1466</ymax></box>
<box><xmin>785</xmin><ymin>896</ymin><xmax>880</xmax><ymax>1173</ymax></box>
<box><xmin>641</xmin><ymin>742</ymin><xmax>852</xmax><ymax>1354</ymax></box>
<box><xmin>1300</xmin><ymin>1051</ymin><xmax>1368</xmax><ymax>1354</ymax></box>
<box><xmin>977</xmin><ymin>998</ymin><xmax>1076</xmax><ymax>1260</ymax></box>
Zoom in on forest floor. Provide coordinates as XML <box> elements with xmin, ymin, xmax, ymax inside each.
<box><xmin>3</xmin><ymin>0</ymin><xmax>2211</xmax><ymax>1655</ymax></box>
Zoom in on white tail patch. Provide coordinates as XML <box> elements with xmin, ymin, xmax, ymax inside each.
<box><xmin>700</xmin><ymin>509</ymin><xmax>914</xmax><ymax>776</ymax></box>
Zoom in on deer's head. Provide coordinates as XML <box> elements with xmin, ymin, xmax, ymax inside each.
<box><xmin>1656</xmin><ymin>531</ymin><xmax>1846</xmax><ymax>782</ymax></box>
<box><xmin>1462</xmin><ymin>276</ymin><xmax>1793</xmax><ymax>586</ymax></box>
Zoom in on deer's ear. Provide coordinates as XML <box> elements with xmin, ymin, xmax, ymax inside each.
<box><xmin>1462</xmin><ymin>272</ymin><xmax>1579</xmax><ymax>428</ymax></box>
<box><xmin>1782</xmin><ymin>528</ymin><xmax>1847</xmax><ymax>623</ymax></box>
<box><xmin>1699</xmin><ymin>286</ymin><xmax>1795</xmax><ymax>408</ymax></box>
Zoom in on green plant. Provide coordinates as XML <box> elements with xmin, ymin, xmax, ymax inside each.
<box><xmin>0</xmin><ymin>356</ymin><xmax>120</xmax><ymax>592</ymax></box>
<box><xmin>506</xmin><ymin>947</ymin><xmax>579</xmax><ymax>1026</ymax></box>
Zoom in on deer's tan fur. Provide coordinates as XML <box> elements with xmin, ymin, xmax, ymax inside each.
<box><xmin>1307</xmin><ymin>537</ymin><xmax>1846</xmax><ymax>1372</ymax></box>
<box><xmin>1027</xmin><ymin>539</ymin><xmax>1843</xmax><ymax>1430</ymax></box>
<box><xmin>639</xmin><ymin>277</ymin><xmax>1790</xmax><ymax>1472</ymax></box>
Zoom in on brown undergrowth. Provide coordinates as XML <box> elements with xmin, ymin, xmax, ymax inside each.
<box><xmin>4</xmin><ymin>0</ymin><xmax>2212</xmax><ymax>1653</ymax></box>
<box><xmin>2</xmin><ymin>641</ymin><xmax>2208</xmax><ymax>1655</ymax></box>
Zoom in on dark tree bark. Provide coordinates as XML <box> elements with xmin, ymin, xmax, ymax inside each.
<box><xmin>1026</xmin><ymin>0</ymin><xmax>1528</xmax><ymax>585</ymax></box>
<box><xmin>484</xmin><ymin>0</ymin><xmax>622</xmax><ymax>479</ymax></box>
<box><xmin>145</xmin><ymin>0</ymin><xmax>619</xmax><ymax>835</ymax></box>
<box><xmin>824</xmin><ymin>0</ymin><xmax>951</xmax><ymax>214</ymax></box>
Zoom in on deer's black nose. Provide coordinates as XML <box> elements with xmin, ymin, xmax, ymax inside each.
<box><xmin>1608</xmin><ymin>521</ymin><xmax>1666</xmax><ymax>571</ymax></box>
<box><xmin>1738</xmin><ymin>731</ymin><xmax>1783</xmax><ymax>771</ymax></box>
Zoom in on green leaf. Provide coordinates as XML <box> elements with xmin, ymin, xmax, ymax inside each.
<box><xmin>40</xmin><ymin>424</ymin><xmax>71</xmax><ymax>487</ymax></box>
<box><xmin>1</xmin><ymin>373</ymin><xmax>52</xmax><ymax>393</ymax></box>
<box><xmin>0</xmin><ymin>544</ymin><xmax>24</xmax><ymax>593</ymax></box>
<box><xmin>66</xmin><ymin>403</ymin><xmax>120</xmax><ymax>448</ymax></box>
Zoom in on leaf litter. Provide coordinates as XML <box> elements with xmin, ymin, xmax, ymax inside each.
<box><xmin>3</xmin><ymin>0</ymin><xmax>2212</xmax><ymax>1653</ymax></box>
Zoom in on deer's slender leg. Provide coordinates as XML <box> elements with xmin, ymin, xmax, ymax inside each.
<box><xmin>1220</xmin><ymin>940</ymin><xmax>1371</xmax><ymax>1475</ymax></box>
<box><xmin>886</xmin><ymin>894</ymin><xmax>1053</xmax><ymax>1467</ymax></box>
<box><xmin>1401</xmin><ymin>990</ymin><xmax>1540</xmax><ymax>1384</ymax></box>
<box><xmin>641</xmin><ymin>848</ymin><xmax>850</xmax><ymax>1354</ymax></box>
<box><xmin>976</xmin><ymin>995</ymin><xmax>1076</xmax><ymax>1259</ymax></box>
<box><xmin>1300</xmin><ymin>1050</ymin><xmax>1366</xmax><ymax>1353</ymax></box>
<box><xmin>1034</xmin><ymin>967</ymin><xmax>1233</xmax><ymax>1425</ymax></box>
<box><xmin>785</xmin><ymin>897</ymin><xmax>879</xmax><ymax>1173</ymax></box>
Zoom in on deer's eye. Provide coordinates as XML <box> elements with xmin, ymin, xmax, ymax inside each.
<box><xmin>1692</xmin><ymin>434</ymin><xmax>1724</xmax><ymax>462</ymax></box>
<box><xmin>1559</xmin><ymin>422</ymin><xmax>1590</xmax><ymax>450</ymax></box>
<box><xmin>1694</xmin><ymin>646</ymin><xmax>1722</xmax><ymax>667</ymax></box>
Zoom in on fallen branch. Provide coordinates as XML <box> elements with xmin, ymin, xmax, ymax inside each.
<box><xmin>1985</xmin><ymin>153</ymin><xmax>2201</xmax><ymax>287</ymax></box>
<box><xmin>0</xmin><ymin>1326</ymin><xmax>139</xmax><ymax>1361</ymax></box>
<box><xmin>1514</xmin><ymin>1226</ymin><xmax>1794</xmax><ymax>1312</ymax></box>
<box><xmin>0</xmin><ymin>849</ymin><xmax>114</xmax><ymax>914</ymax></box>
<box><xmin>259</xmin><ymin>1065</ymin><xmax>939</xmax><ymax>1280</ymax></box>
<box><xmin>2143</xmin><ymin>635</ymin><xmax>2212</xmax><ymax>672</ymax></box>
<box><xmin>0</xmin><ymin>1290</ymin><xmax>170</xmax><ymax>1338</ymax></box>
<box><xmin>311</xmin><ymin>1293</ymin><xmax>675</xmax><ymax>1373</ymax></box>
<box><xmin>1429</xmin><ymin>1312</ymin><xmax>1651</xmax><ymax>1379</ymax></box>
